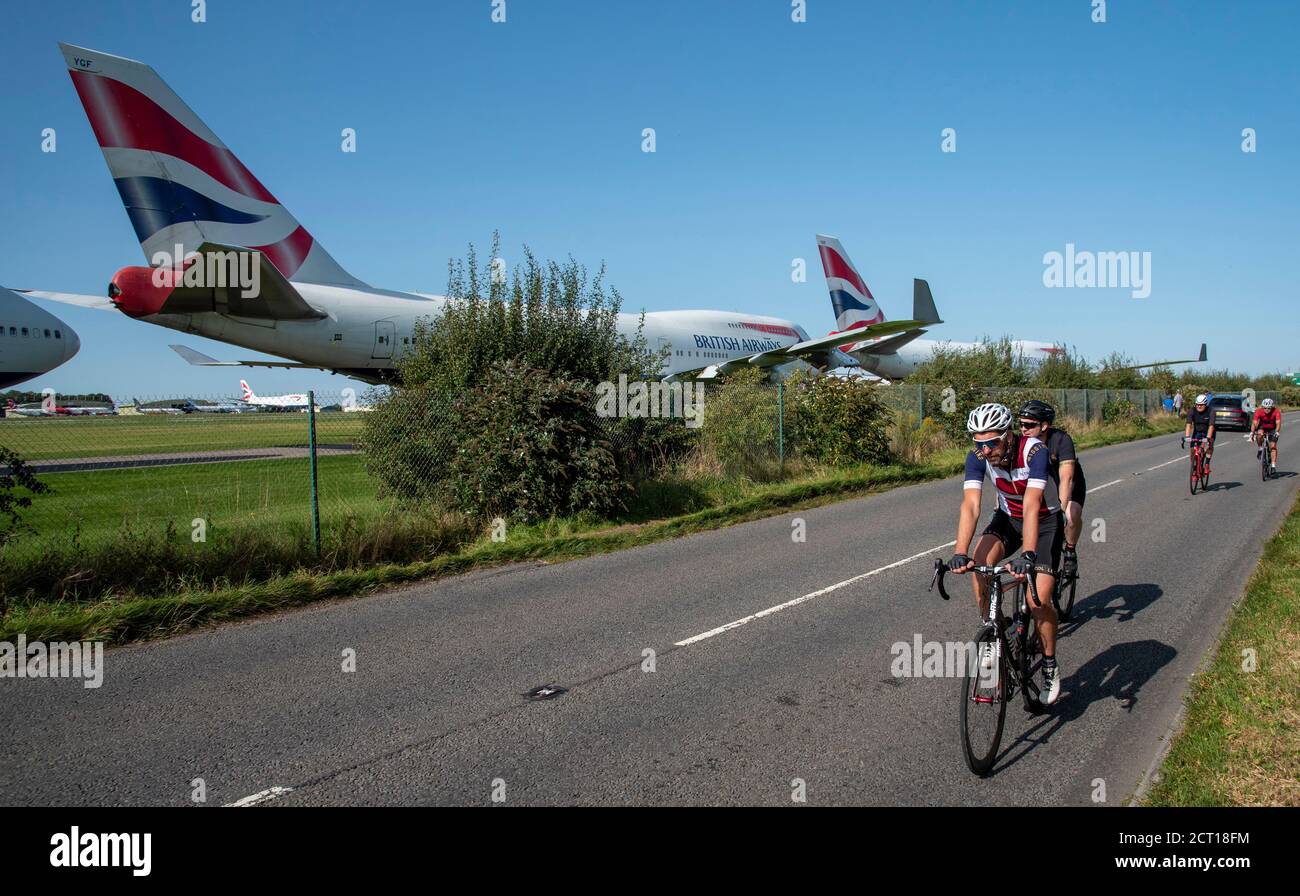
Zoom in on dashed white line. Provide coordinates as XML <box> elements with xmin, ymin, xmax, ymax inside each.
<box><xmin>1146</xmin><ymin>455</ymin><xmax>1187</xmax><ymax>472</ymax></box>
<box><xmin>1087</xmin><ymin>478</ymin><xmax>1125</xmax><ymax>494</ymax></box>
<box><xmin>675</xmin><ymin>540</ymin><xmax>956</xmax><ymax>647</ymax></box>
<box><xmin>224</xmin><ymin>786</ymin><xmax>293</xmax><ymax>807</ymax></box>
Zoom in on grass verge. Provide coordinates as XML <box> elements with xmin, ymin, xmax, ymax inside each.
<box><xmin>1143</xmin><ymin>490</ymin><xmax>1300</xmax><ymax>806</ymax></box>
<box><xmin>2</xmin><ymin>415</ymin><xmax>1184</xmax><ymax>645</ymax></box>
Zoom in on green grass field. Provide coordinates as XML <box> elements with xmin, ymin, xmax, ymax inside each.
<box><xmin>5</xmin><ymin>453</ymin><xmax>391</xmax><ymax>565</ymax></box>
<box><xmin>0</xmin><ymin>412</ymin><xmax>366</xmax><ymax>460</ymax></box>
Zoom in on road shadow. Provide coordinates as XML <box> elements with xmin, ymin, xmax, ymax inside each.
<box><xmin>1266</xmin><ymin>470</ymin><xmax>1296</xmax><ymax>479</ymax></box>
<box><xmin>1202</xmin><ymin>480</ymin><xmax>1242</xmax><ymax>492</ymax></box>
<box><xmin>987</xmin><ymin>639</ymin><xmax>1177</xmax><ymax>776</ymax></box>
<box><xmin>1058</xmin><ymin>582</ymin><xmax>1162</xmax><ymax>636</ymax></box>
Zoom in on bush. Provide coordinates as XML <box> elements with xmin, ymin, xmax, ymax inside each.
<box><xmin>694</xmin><ymin>368</ymin><xmax>780</xmax><ymax>480</ymax></box>
<box><xmin>888</xmin><ymin>410</ymin><xmax>949</xmax><ymax>465</ymax></box>
<box><xmin>789</xmin><ymin>374</ymin><xmax>892</xmax><ymax>466</ymax></box>
<box><xmin>1101</xmin><ymin>397</ymin><xmax>1147</xmax><ymax>427</ymax></box>
<box><xmin>443</xmin><ymin>361</ymin><xmax>631</xmax><ymax>523</ymax></box>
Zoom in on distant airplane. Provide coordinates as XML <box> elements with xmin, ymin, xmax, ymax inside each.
<box><xmin>239</xmin><ymin>380</ymin><xmax>310</xmax><ymax>411</ymax></box>
<box><xmin>0</xmin><ymin>288</ymin><xmax>80</xmax><ymax>389</ymax></box>
<box><xmin>4</xmin><ymin>398</ymin><xmax>115</xmax><ymax>417</ymax></box>
<box><xmin>23</xmin><ymin>43</ymin><xmax>938</xmax><ymax>385</ymax></box>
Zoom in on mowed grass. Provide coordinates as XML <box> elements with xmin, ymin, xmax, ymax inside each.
<box><xmin>1144</xmin><ymin>491</ymin><xmax>1300</xmax><ymax>806</ymax></box>
<box><xmin>0</xmin><ymin>412</ymin><xmax>366</xmax><ymax>460</ymax></box>
<box><xmin>6</xmin><ymin>453</ymin><xmax>390</xmax><ymax>565</ymax></box>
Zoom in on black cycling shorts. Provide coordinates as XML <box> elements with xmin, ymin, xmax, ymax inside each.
<box><xmin>981</xmin><ymin>509</ymin><xmax>1063</xmax><ymax>575</ymax></box>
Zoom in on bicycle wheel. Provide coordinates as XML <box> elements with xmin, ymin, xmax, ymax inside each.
<box><xmin>959</xmin><ymin>624</ymin><xmax>1006</xmax><ymax>776</ymax></box>
<box><xmin>1262</xmin><ymin>443</ymin><xmax>1270</xmax><ymax>481</ymax></box>
<box><xmin>1018</xmin><ymin>612</ymin><xmax>1045</xmax><ymax>714</ymax></box>
<box><xmin>1189</xmin><ymin>454</ymin><xmax>1198</xmax><ymax>495</ymax></box>
<box><xmin>1201</xmin><ymin>455</ymin><xmax>1211</xmax><ymax>490</ymax></box>
<box><xmin>1054</xmin><ymin>569</ymin><xmax>1077</xmax><ymax>622</ymax></box>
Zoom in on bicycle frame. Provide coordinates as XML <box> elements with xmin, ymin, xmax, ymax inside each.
<box><xmin>930</xmin><ymin>560</ymin><xmax>1041</xmax><ymax>698</ymax></box>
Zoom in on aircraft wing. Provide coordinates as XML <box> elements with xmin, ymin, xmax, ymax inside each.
<box><xmin>684</xmin><ymin>278</ymin><xmax>942</xmax><ymax>379</ymax></box>
<box><xmin>1105</xmin><ymin>343</ymin><xmax>1207</xmax><ymax>372</ymax></box>
<box><xmin>848</xmin><ymin>328</ymin><xmax>927</xmax><ymax>357</ymax></box>
<box><xmin>170</xmin><ymin>344</ymin><xmax>325</xmax><ymax>371</ymax></box>
<box><xmin>11</xmin><ymin>289</ymin><xmax>116</xmax><ymax>310</ymax></box>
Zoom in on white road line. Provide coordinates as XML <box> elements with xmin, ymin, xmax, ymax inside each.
<box><xmin>1146</xmin><ymin>455</ymin><xmax>1187</xmax><ymax>472</ymax></box>
<box><xmin>1087</xmin><ymin>478</ymin><xmax>1125</xmax><ymax>494</ymax></box>
<box><xmin>224</xmin><ymin>786</ymin><xmax>293</xmax><ymax>807</ymax></box>
<box><xmin>675</xmin><ymin>540</ymin><xmax>956</xmax><ymax>647</ymax></box>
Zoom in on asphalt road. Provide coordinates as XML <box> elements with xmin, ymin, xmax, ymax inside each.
<box><xmin>2</xmin><ymin>418</ymin><xmax>1295</xmax><ymax>806</ymax></box>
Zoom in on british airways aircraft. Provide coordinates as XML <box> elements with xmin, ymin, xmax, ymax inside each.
<box><xmin>0</xmin><ymin>288</ymin><xmax>81</xmax><ymax>389</ymax></box>
<box><xmin>20</xmin><ymin>44</ymin><xmax>939</xmax><ymax>385</ymax></box>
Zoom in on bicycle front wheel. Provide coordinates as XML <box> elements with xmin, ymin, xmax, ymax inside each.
<box><xmin>959</xmin><ymin>624</ymin><xmax>1006</xmax><ymax>776</ymax></box>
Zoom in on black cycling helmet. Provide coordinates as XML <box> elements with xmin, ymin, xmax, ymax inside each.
<box><xmin>1017</xmin><ymin>399</ymin><xmax>1056</xmax><ymax>425</ymax></box>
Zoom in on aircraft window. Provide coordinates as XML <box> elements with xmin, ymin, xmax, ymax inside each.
<box><xmin>22</xmin><ymin>328</ymin><xmax>28</xmax><ymax>336</ymax></box>
<box><xmin>44</xmin><ymin>329</ymin><xmax>51</xmax><ymax>338</ymax></box>
<box><xmin>8</xmin><ymin>327</ymin><xmax>14</xmax><ymax>336</ymax></box>
<box><xmin>333</xmin><ymin>333</ymin><xmax>342</xmax><ymax>341</ymax></box>
<box><xmin>54</xmin><ymin>330</ymin><xmax>61</xmax><ymax>339</ymax></box>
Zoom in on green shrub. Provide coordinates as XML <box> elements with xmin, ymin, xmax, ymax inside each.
<box><xmin>1101</xmin><ymin>397</ymin><xmax>1147</xmax><ymax>427</ymax></box>
<box><xmin>444</xmin><ymin>361</ymin><xmax>631</xmax><ymax>523</ymax></box>
<box><xmin>694</xmin><ymin>368</ymin><xmax>780</xmax><ymax>479</ymax></box>
<box><xmin>789</xmin><ymin>374</ymin><xmax>892</xmax><ymax>466</ymax></box>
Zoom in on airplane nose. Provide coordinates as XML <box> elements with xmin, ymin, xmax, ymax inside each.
<box><xmin>65</xmin><ymin>328</ymin><xmax>81</xmax><ymax>361</ymax></box>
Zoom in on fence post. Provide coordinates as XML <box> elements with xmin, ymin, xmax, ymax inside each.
<box><xmin>917</xmin><ymin>383</ymin><xmax>925</xmax><ymax>421</ymax></box>
<box><xmin>1083</xmin><ymin>389</ymin><xmax>1089</xmax><ymax>422</ymax></box>
<box><xmin>308</xmin><ymin>390</ymin><xmax>321</xmax><ymax>557</ymax></box>
<box><xmin>777</xmin><ymin>381</ymin><xmax>785</xmax><ymax>473</ymax></box>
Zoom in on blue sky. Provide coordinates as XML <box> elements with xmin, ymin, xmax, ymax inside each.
<box><xmin>3</xmin><ymin>0</ymin><xmax>1297</xmax><ymax>400</ymax></box>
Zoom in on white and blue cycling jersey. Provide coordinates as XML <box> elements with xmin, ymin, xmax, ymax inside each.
<box><xmin>963</xmin><ymin>434</ymin><xmax>1061</xmax><ymax>520</ymax></box>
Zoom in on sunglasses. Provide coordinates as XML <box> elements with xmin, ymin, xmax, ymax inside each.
<box><xmin>1019</xmin><ymin>420</ymin><xmax>1042</xmax><ymax>431</ymax></box>
<box><xmin>972</xmin><ymin>436</ymin><xmax>1003</xmax><ymax>451</ymax></box>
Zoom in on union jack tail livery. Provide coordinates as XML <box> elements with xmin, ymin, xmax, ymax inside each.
<box><xmin>59</xmin><ymin>43</ymin><xmax>365</xmax><ymax>287</ymax></box>
<box><xmin>240</xmin><ymin>379</ymin><xmax>255</xmax><ymax>402</ymax></box>
<box><xmin>816</xmin><ymin>234</ymin><xmax>885</xmax><ymax>335</ymax></box>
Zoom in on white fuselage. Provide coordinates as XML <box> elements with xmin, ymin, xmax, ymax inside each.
<box><xmin>139</xmin><ymin>283</ymin><xmax>815</xmax><ymax>383</ymax></box>
<box><xmin>0</xmin><ymin>288</ymin><xmax>81</xmax><ymax>389</ymax></box>
<box><xmin>852</xmin><ymin>338</ymin><xmax>1061</xmax><ymax>381</ymax></box>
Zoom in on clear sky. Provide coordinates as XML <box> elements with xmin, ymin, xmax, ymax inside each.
<box><xmin>3</xmin><ymin>0</ymin><xmax>1297</xmax><ymax>400</ymax></box>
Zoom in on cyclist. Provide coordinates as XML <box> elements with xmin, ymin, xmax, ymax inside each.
<box><xmin>1251</xmin><ymin>397</ymin><xmax>1281</xmax><ymax>473</ymax></box>
<box><xmin>948</xmin><ymin>402</ymin><xmax>1064</xmax><ymax>706</ymax></box>
<box><xmin>1018</xmin><ymin>400</ymin><xmax>1084</xmax><ymax>580</ymax></box>
<box><xmin>1183</xmin><ymin>393</ymin><xmax>1216</xmax><ymax>472</ymax></box>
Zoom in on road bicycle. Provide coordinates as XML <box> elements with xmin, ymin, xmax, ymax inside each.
<box><xmin>929</xmin><ymin>559</ymin><xmax>1045</xmax><ymax>776</ymax></box>
<box><xmin>1184</xmin><ymin>436</ymin><xmax>1211</xmax><ymax>494</ymax></box>
<box><xmin>1053</xmin><ymin>548</ymin><xmax>1078</xmax><ymax>622</ymax></box>
<box><xmin>1257</xmin><ymin>431</ymin><xmax>1278</xmax><ymax>481</ymax></box>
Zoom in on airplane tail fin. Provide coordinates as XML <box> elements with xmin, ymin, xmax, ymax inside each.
<box><xmin>58</xmin><ymin>43</ymin><xmax>366</xmax><ymax>288</ymax></box>
<box><xmin>240</xmin><ymin>380</ymin><xmax>255</xmax><ymax>401</ymax></box>
<box><xmin>815</xmin><ymin>234</ymin><xmax>885</xmax><ymax>335</ymax></box>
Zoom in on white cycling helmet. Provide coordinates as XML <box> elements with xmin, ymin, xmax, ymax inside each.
<box><xmin>1262</xmin><ymin>398</ymin><xmax>1275</xmax><ymax>408</ymax></box>
<box><xmin>1195</xmin><ymin>394</ymin><xmax>1208</xmax><ymax>405</ymax></box>
<box><xmin>967</xmin><ymin>402</ymin><xmax>1013</xmax><ymax>434</ymax></box>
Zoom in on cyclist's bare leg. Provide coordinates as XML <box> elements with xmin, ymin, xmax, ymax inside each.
<box><xmin>1030</xmin><ymin>569</ymin><xmax>1058</xmax><ymax>657</ymax></box>
<box><xmin>970</xmin><ymin>533</ymin><xmax>1004</xmax><ymax>619</ymax></box>
<box><xmin>1065</xmin><ymin>500</ymin><xmax>1084</xmax><ymax>548</ymax></box>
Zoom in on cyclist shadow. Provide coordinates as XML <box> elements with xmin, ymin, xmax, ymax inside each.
<box><xmin>1202</xmin><ymin>480</ymin><xmax>1242</xmax><ymax>492</ymax></box>
<box><xmin>1057</xmin><ymin>582</ymin><xmax>1161</xmax><ymax>636</ymax></box>
<box><xmin>1267</xmin><ymin>470</ymin><xmax>1296</xmax><ymax>479</ymax></box>
<box><xmin>989</xmin><ymin>639</ymin><xmax>1177</xmax><ymax>776</ymax></box>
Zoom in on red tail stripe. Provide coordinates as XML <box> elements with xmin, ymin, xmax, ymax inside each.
<box><xmin>70</xmin><ymin>70</ymin><xmax>278</xmax><ymax>204</ymax></box>
<box><xmin>252</xmin><ymin>226</ymin><xmax>313</xmax><ymax>279</ymax></box>
<box><xmin>817</xmin><ymin>245</ymin><xmax>874</xmax><ymax>299</ymax></box>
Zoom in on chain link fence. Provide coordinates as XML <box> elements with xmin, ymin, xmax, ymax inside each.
<box><xmin>0</xmin><ymin>383</ymin><xmax>1263</xmax><ymax>577</ymax></box>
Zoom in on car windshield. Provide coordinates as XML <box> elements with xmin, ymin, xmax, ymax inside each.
<box><xmin>1209</xmin><ymin>398</ymin><xmax>1242</xmax><ymax>409</ymax></box>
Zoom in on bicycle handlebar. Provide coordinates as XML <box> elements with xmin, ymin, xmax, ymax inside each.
<box><xmin>930</xmin><ymin>558</ymin><xmax>1042</xmax><ymax>607</ymax></box>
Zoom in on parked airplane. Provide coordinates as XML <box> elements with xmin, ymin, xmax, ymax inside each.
<box><xmin>21</xmin><ymin>44</ymin><xmax>937</xmax><ymax>385</ymax></box>
<box><xmin>239</xmin><ymin>380</ymin><xmax>310</xmax><ymax>411</ymax></box>
<box><xmin>0</xmin><ymin>288</ymin><xmax>81</xmax><ymax>389</ymax></box>
<box><xmin>816</xmin><ymin>235</ymin><xmax>1207</xmax><ymax>381</ymax></box>
<box><xmin>4</xmin><ymin>398</ymin><xmax>115</xmax><ymax>417</ymax></box>
<box><xmin>816</xmin><ymin>235</ymin><xmax>1061</xmax><ymax>381</ymax></box>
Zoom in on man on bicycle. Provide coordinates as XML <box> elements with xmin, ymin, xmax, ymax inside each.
<box><xmin>1183</xmin><ymin>393</ymin><xmax>1216</xmax><ymax>471</ymax></box>
<box><xmin>1018</xmin><ymin>400</ymin><xmax>1084</xmax><ymax>581</ymax></box>
<box><xmin>1251</xmin><ymin>397</ymin><xmax>1281</xmax><ymax>473</ymax></box>
<box><xmin>948</xmin><ymin>402</ymin><xmax>1064</xmax><ymax>706</ymax></box>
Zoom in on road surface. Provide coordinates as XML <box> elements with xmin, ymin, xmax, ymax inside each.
<box><xmin>1</xmin><ymin>419</ymin><xmax>1295</xmax><ymax>805</ymax></box>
